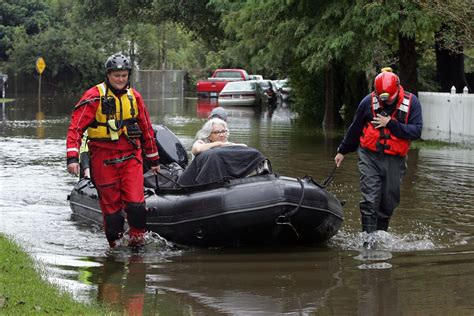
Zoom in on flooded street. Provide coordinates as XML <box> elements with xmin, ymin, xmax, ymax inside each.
<box><xmin>1</xmin><ymin>95</ymin><xmax>474</xmax><ymax>315</ymax></box>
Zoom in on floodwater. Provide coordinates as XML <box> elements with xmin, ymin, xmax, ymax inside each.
<box><xmin>1</xmin><ymin>94</ymin><xmax>474</xmax><ymax>315</ymax></box>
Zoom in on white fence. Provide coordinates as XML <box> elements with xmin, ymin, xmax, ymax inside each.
<box><xmin>419</xmin><ymin>89</ymin><xmax>474</xmax><ymax>144</ymax></box>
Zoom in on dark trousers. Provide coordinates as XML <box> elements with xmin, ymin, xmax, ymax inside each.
<box><xmin>357</xmin><ymin>147</ymin><xmax>407</xmax><ymax>232</ymax></box>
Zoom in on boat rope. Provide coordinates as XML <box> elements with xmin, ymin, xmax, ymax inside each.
<box><xmin>322</xmin><ymin>165</ymin><xmax>337</xmax><ymax>188</ymax></box>
<box><xmin>275</xmin><ymin>177</ymin><xmax>305</xmax><ymax>238</ymax></box>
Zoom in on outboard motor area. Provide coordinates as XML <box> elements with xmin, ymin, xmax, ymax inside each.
<box><xmin>154</xmin><ymin>125</ymin><xmax>189</xmax><ymax>168</ymax></box>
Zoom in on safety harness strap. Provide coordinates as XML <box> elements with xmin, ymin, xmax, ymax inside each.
<box><xmin>103</xmin><ymin>154</ymin><xmax>136</xmax><ymax>165</ymax></box>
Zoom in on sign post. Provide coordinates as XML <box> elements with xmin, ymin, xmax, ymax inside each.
<box><xmin>36</xmin><ymin>58</ymin><xmax>46</xmax><ymax>138</ymax></box>
<box><xmin>36</xmin><ymin>57</ymin><xmax>46</xmax><ymax>120</ymax></box>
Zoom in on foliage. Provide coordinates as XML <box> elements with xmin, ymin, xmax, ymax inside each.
<box><xmin>126</xmin><ymin>22</ymin><xmax>208</xmax><ymax>71</ymax></box>
<box><xmin>209</xmin><ymin>0</ymin><xmax>299</xmax><ymax>77</ymax></box>
<box><xmin>75</xmin><ymin>0</ymin><xmax>223</xmax><ymax>50</ymax></box>
<box><xmin>4</xmin><ymin>0</ymin><xmax>129</xmax><ymax>91</ymax></box>
<box><xmin>207</xmin><ymin>0</ymin><xmax>446</xmax><ymax>124</ymax></box>
<box><xmin>0</xmin><ymin>0</ymin><xmax>53</xmax><ymax>60</ymax></box>
<box><xmin>289</xmin><ymin>67</ymin><xmax>326</xmax><ymax>124</ymax></box>
<box><xmin>414</xmin><ymin>0</ymin><xmax>473</xmax><ymax>54</ymax></box>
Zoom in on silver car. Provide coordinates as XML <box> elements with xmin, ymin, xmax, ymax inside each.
<box><xmin>218</xmin><ymin>80</ymin><xmax>267</xmax><ymax>107</ymax></box>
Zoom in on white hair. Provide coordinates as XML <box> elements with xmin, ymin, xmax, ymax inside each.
<box><xmin>195</xmin><ymin>118</ymin><xmax>229</xmax><ymax>141</ymax></box>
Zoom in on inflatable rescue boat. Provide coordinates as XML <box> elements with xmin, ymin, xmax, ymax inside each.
<box><xmin>68</xmin><ymin>126</ymin><xmax>344</xmax><ymax>247</ymax></box>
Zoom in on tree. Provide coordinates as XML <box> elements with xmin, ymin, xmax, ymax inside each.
<box><xmin>415</xmin><ymin>0</ymin><xmax>473</xmax><ymax>91</ymax></box>
<box><xmin>1</xmin><ymin>0</ymin><xmax>53</xmax><ymax>60</ymax></box>
<box><xmin>210</xmin><ymin>1</ymin><xmax>439</xmax><ymax>128</ymax></box>
<box><xmin>6</xmin><ymin>0</ymin><xmax>129</xmax><ymax>91</ymax></box>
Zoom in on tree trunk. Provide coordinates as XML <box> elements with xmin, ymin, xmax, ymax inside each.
<box><xmin>398</xmin><ymin>33</ymin><xmax>418</xmax><ymax>95</ymax></box>
<box><xmin>323</xmin><ymin>63</ymin><xmax>335</xmax><ymax>131</ymax></box>
<box><xmin>435</xmin><ymin>25</ymin><xmax>469</xmax><ymax>92</ymax></box>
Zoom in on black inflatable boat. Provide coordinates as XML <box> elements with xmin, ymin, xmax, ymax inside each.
<box><xmin>68</xmin><ymin>125</ymin><xmax>344</xmax><ymax>247</ymax></box>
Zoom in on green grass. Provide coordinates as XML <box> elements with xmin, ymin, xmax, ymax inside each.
<box><xmin>411</xmin><ymin>139</ymin><xmax>472</xmax><ymax>150</ymax></box>
<box><xmin>0</xmin><ymin>234</ymin><xmax>116</xmax><ymax>315</ymax></box>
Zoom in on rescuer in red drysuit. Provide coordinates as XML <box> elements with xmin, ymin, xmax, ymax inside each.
<box><xmin>66</xmin><ymin>53</ymin><xmax>160</xmax><ymax>248</ymax></box>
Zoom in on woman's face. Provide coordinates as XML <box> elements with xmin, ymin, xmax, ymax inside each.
<box><xmin>107</xmin><ymin>70</ymin><xmax>129</xmax><ymax>90</ymax></box>
<box><xmin>208</xmin><ymin>123</ymin><xmax>228</xmax><ymax>142</ymax></box>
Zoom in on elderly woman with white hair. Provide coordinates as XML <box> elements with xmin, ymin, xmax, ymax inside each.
<box><xmin>179</xmin><ymin>118</ymin><xmax>269</xmax><ymax>186</ymax></box>
<box><xmin>191</xmin><ymin>118</ymin><xmax>246</xmax><ymax>156</ymax></box>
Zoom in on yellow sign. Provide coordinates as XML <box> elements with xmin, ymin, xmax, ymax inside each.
<box><xmin>36</xmin><ymin>57</ymin><xmax>46</xmax><ymax>74</ymax></box>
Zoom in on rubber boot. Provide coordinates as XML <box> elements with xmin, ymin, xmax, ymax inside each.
<box><xmin>361</xmin><ymin>215</ymin><xmax>377</xmax><ymax>233</ymax></box>
<box><xmin>377</xmin><ymin>217</ymin><xmax>390</xmax><ymax>231</ymax></box>
<box><xmin>104</xmin><ymin>211</ymin><xmax>125</xmax><ymax>248</ymax></box>
<box><xmin>125</xmin><ymin>202</ymin><xmax>147</xmax><ymax>248</ymax></box>
<box><xmin>361</xmin><ymin>215</ymin><xmax>377</xmax><ymax>249</ymax></box>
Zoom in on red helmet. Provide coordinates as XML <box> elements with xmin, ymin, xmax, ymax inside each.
<box><xmin>374</xmin><ymin>70</ymin><xmax>400</xmax><ymax>104</ymax></box>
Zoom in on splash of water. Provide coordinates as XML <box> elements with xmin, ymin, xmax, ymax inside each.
<box><xmin>106</xmin><ymin>230</ymin><xmax>184</xmax><ymax>258</ymax></box>
<box><xmin>329</xmin><ymin>227</ymin><xmax>455</xmax><ymax>252</ymax></box>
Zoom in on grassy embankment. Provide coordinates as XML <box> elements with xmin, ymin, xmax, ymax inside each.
<box><xmin>0</xmin><ymin>234</ymin><xmax>116</xmax><ymax>315</ymax></box>
<box><xmin>411</xmin><ymin>139</ymin><xmax>472</xmax><ymax>149</ymax></box>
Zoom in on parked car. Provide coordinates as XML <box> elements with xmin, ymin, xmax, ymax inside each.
<box><xmin>218</xmin><ymin>80</ymin><xmax>267</xmax><ymax>107</ymax></box>
<box><xmin>196</xmin><ymin>69</ymin><xmax>250</xmax><ymax>98</ymax></box>
<box><xmin>274</xmin><ymin>79</ymin><xmax>292</xmax><ymax>101</ymax></box>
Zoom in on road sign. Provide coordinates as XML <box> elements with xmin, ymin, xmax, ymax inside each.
<box><xmin>36</xmin><ymin>57</ymin><xmax>46</xmax><ymax>74</ymax></box>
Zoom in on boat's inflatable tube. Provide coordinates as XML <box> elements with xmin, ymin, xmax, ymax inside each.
<box><xmin>69</xmin><ymin>173</ymin><xmax>344</xmax><ymax>247</ymax></box>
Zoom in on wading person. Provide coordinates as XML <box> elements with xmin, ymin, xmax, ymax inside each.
<box><xmin>66</xmin><ymin>53</ymin><xmax>160</xmax><ymax>248</ymax></box>
<box><xmin>334</xmin><ymin>68</ymin><xmax>423</xmax><ymax>243</ymax></box>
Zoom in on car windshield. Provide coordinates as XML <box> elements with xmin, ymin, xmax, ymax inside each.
<box><xmin>222</xmin><ymin>81</ymin><xmax>256</xmax><ymax>91</ymax></box>
<box><xmin>215</xmin><ymin>71</ymin><xmax>245</xmax><ymax>78</ymax></box>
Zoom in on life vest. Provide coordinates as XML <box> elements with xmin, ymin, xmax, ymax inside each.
<box><xmin>87</xmin><ymin>83</ymin><xmax>139</xmax><ymax>141</ymax></box>
<box><xmin>360</xmin><ymin>91</ymin><xmax>412</xmax><ymax>157</ymax></box>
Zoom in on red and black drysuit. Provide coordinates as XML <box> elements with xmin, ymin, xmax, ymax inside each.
<box><xmin>66</xmin><ymin>83</ymin><xmax>159</xmax><ymax>246</ymax></box>
<box><xmin>336</xmin><ymin>86</ymin><xmax>423</xmax><ymax>232</ymax></box>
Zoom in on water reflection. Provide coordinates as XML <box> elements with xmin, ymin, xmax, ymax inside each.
<box><xmin>1</xmin><ymin>102</ymin><xmax>6</xmax><ymax>121</ymax></box>
<box><xmin>357</xmin><ymin>267</ymin><xmax>399</xmax><ymax>314</ymax></box>
<box><xmin>78</xmin><ymin>249</ymin><xmax>344</xmax><ymax>315</ymax></box>
<box><xmin>196</xmin><ymin>97</ymin><xmax>219</xmax><ymax>119</ymax></box>
<box><xmin>96</xmin><ymin>255</ymin><xmax>148</xmax><ymax>315</ymax></box>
